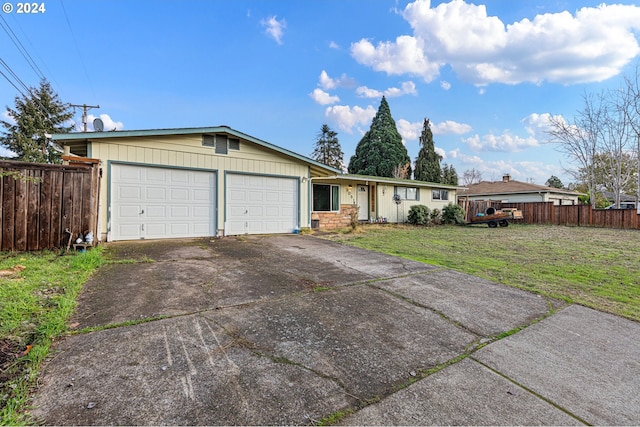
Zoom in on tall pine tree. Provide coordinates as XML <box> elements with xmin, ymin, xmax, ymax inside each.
<box><xmin>348</xmin><ymin>96</ymin><xmax>411</xmax><ymax>178</ymax></box>
<box><xmin>442</xmin><ymin>163</ymin><xmax>459</xmax><ymax>185</ymax></box>
<box><xmin>414</xmin><ymin>118</ymin><xmax>442</xmax><ymax>182</ymax></box>
<box><xmin>311</xmin><ymin>124</ymin><xmax>344</xmax><ymax>170</ymax></box>
<box><xmin>1</xmin><ymin>79</ymin><xmax>73</xmax><ymax>164</ymax></box>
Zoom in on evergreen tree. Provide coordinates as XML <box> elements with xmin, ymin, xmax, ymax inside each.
<box><xmin>0</xmin><ymin>79</ymin><xmax>73</xmax><ymax>164</ymax></box>
<box><xmin>442</xmin><ymin>163</ymin><xmax>459</xmax><ymax>185</ymax></box>
<box><xmin>545</xmin><ymin>175</ymin><xmax>564</xmax><ymax>189</ymax></box>
<box><xmin>348</xmin><ymin>96</ymin><xmax>411</xmax><ymax>178</ymax></box>
<box><xmin>414</xmin><ymin>118</ymin><xmax>442</xmax><ymax>182</ymax></box>
<box><xmin>311</xmin><ymin>124</ymin><xmax>344</xmax><ymax>170</ymax></box>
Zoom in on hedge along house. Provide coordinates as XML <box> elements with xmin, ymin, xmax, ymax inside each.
<box><xmin>311</xmin><ymin>174</ymin><xmax>460</xmax><ymax>229</ymax></box>
<box><xmin>54</xmin><ymin>126</ymin><xmax>340</xmax><ymax>241</ymax></box>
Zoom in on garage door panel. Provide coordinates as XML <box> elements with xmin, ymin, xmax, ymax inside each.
<box><xmin>146</xmin><ymin>187</ymin><xmax>167</xmax><ymax>200</ymax></box>
<box><xmin>226</xmin><ymin>174</ymin><xmax>298</xmax><ymax>235</ymax></box>
<box><xmin>118</xmin><ymin>186</ymin><xmax>142</xmax><ymax>200</ymax></box>
<box><xmin>111</xmin><ymin>164</ymin><xmax>216</xmax><ymax>240</ymax></box>
<box><xmin>170</xmin><ymin>206</ymin><xmax>189</xmax><ymax>218</ymax></box>
<box><xmin>145</xmin><ymin>205</ymin><xmax>166</xmax><ymax>218</ymax></box>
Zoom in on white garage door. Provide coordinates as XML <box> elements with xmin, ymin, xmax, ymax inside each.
<box><xmin>226</xmin><ymin>174</ymin><xmax>298</xmax><ymax>235</ymax></box>
<box><xmin>111</xmin><ymin>164</ymin><xmax>216</xmax><ymax>240</ymax></box>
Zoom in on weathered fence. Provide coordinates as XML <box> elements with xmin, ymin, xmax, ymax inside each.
<box><xmin>460</xmin><ymin>200</ymin><xmax>639</xmax><ymax>230</ymax></box>
<box><xmin>0</xmin><ymin>158</ymin><xmax>101</xmax><ymax>251</ymax></box>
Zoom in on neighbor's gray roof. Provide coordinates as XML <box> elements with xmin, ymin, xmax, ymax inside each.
<box><xmin>459</xmin><ymin>179</ymin><xmax>582</xmax><ymax>196</ymax></box>
<box><xmin>53</xmin><ymin>126</ymin><xmax>342</xmax><ymax>175</ymax></box>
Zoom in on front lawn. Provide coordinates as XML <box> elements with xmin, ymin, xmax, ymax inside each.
<box><xmin>0</xmin><ymin>249</ymin><xmax>104</xmax><ymax>425</ymax></box>
<box><xmin>323</xmin><ymin>224</ymin><xmax>640</xmax><ymax>322</ymax></box>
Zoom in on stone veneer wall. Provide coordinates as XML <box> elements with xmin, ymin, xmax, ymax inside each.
<box><xmin>313</xmin><ymin>204</ymin><xmax>358</xmax><ymax>230</ymax></box>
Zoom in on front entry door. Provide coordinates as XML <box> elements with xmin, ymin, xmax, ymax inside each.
<box><xmin>357</xmin><ymin>185</ymin><xmax>368</xmax><ymax>220</ymax></box>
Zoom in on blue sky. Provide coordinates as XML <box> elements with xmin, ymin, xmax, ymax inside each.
<box><xmin>2</xmin><ymin>0</ymin><xmax>640</xmax><ymax>185</ymax></box>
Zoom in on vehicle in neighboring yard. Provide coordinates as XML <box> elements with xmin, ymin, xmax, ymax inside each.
<box><xmin>467</xmin><ymin>207</ymin><xmax>523</xmax><ymax>228</ymax></box>
<box><xmin>604</xmin><ymin>202</ymin><xmax>636</xmax><ymax>210</ymax></box>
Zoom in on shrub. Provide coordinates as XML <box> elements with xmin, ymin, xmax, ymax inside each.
<box><xmin>430</xmin><ymin>208</ymin><xmax>442</xmax><ymax>225</ymax></box>
<box><xmin>408</xmin><ymin>205</ymin><xmax>431</xmax><ymax>226</ymax></box>
<box><xmin>442</xmin><ymin>203</ymin><xmax>466</xmax><ymax>224</ymax></box>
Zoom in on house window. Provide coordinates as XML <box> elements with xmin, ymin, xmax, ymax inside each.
<box><xmin>432</xmin><ymin>189</ymin><xmax>449</xmax><ymax>201</ymax></box>
<box><xmin>395</xmin><ymin>186</ymin><xmax>419</xmax><ymax>201</ymax></box>
<box><xmin>228</xmin><ymin>138</ymin><xmax>240</xmax><ymax>150</ymax></box>
<box><xmin>202</xmin><ymin>135</ymin><xmax>215</xmax><ymax>147</ymax></box>
<box><xmin>313</xmin><ymin>184</ymin><xmax>339</xmax><ymax>211</ymax></box>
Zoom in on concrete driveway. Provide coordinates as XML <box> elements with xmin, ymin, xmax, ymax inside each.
<box><xmin>31</xmin><ymin>235</ymin><xmax>640</xmax><ymax>425</ymax></box>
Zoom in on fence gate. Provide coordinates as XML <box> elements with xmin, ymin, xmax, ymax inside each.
<box><xmin>0</xmin><ymin>157</ymin><xmax>101</xmax><ymax>251</ymax></box>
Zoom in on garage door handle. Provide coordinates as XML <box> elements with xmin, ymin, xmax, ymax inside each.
<box><xmin>140</xmin><ymin>209</ymin><xmax>144</xmax><ymax>214</ymax></box>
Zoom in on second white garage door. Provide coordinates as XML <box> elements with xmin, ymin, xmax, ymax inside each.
<box><xmin>111</xmin><ymin>164</ymin><xmax>216</xmax><ymax>240</ymax></box>
<box><xmin>226</xmin><ymin>174</ymin><xmax>298</xmax><ymax>235</ymax></box>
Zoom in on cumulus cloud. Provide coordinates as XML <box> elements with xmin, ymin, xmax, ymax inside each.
<box><xmin>324</xmin><ymin>104</ymin><xmax>376</xmax><ymax>133</ymax></box>
<box><xmin>318</xmin><ymin>70</ymin><xmax>356</xmax><ymax>90</ymax></box>
<box><xmin>261</xmin><ymin>16</ymin><xmax>286</xmax><ymax>45</ymax></box>
<box><xmin>462</xmin><ymin>132</ymin><xmax>538</xmax><ymax>152</ymax></box>
<box><xmin>396</xmin><ymin>118</ymin><xmax>472</xmax><ymax>141</ymax></box>
<box><xmin>329</xmin><ymin>41</ymin><xmax>340</xmax><ymax>49</ymax></box>
<box><xmin>351</xmin><ymin>0</ymin><xmax>640</xmax><ymax>85</ymax></box>
<box><xmin>433</xmin><ymin>120</ymin><xmax>472</xmax><ymax>135</ymax></box>
<box><xmin>309</xmin><ymin>88</ymin><xmax>340</xmax><ymax>105</ymax></box>
<box><xmin>86</xmin><ymin>114</ymin><xmax>124</xmax><ymax>132</ymax></box>
<box><xmin>356</xmin><ymin>81</ymin><xmax>417</xmax><ymax>98</ymax></box>
<box><xmin>440</xmin><ymin>80</ymin><xmax>451</xmax><ymax>90</ymax></box>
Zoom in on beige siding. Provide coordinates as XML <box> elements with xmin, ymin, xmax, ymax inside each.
<box><xmin>91</xmin><ymin>135</ymin><xmax>311</xmax><ymax>239</ymax></box>
<box><xmin>312</xmin><ymin>179</ymin><xmax>457</xmax><ymax>224</ymax></box>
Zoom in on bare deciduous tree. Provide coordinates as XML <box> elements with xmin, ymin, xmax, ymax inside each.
<box><xmin>462</xmin><ymin>168</ymin><xmax>483</xmax><ymax>186</ymax></box>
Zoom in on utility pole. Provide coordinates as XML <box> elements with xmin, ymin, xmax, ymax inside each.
<box><xmin>71</xmin><ymin>104</ymin><xmax>100</xmax><ymax>132</ymax></box>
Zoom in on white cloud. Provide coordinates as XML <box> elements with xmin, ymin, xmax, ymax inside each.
<box><xmin>324</xmin><ymin>104</ymin><xmax>376</xmax><ymax>133</ymax></box>
<box><xmin>432</xmin><ymin>120</ymin><xmax>472</xmax><ymax>135</ymax></box>
<box><xmin>261</xmin><ymin>16</ymin><xmax>286</xmax><ymax>45</ymax></box>
<box><xmin>351</xmin><ymin>35</ymin><xmax>442</xmax><ymax>80</ymax></box>
<box><xmin>86</xmin><ymin>114</ymin><xmax>124</xmax><ymax>132</ymax></box>
<box><xmin>1</xmin><ymin>110</ymin><xmax>15</xmax><ymax>125</ymax></box>
<box><xmin>396</xmin><ymin>119</ymin><xmax>423</xmax><ymax>141</ymax></box>
<box><xmin>329</xmin><ymin>41</ymin><xmax>340</xmax><ymax>49</ymax></box>
<box><xmin>462</xmin><ymin>131</ymin><xmax>539</xmax><ymax>152</ymax></box>
<box><xmin>396</xmin><ymin>118</ymin><xmax>472</xmax><ymax>141</ymax></box>
<box><xmin>318</xmin><ymin>70</ymin><xmax>356</xmax><ymax>90</ymax></box>
<box><xmin>352</xmin><ymin>1</ymin><xmax>640</xmax><ymax>85</ymax></box>
<box><xmin>356</xmin><ymin>81</ymin><xmax>417</xmax><ymax>98</ymax></box>
<box><xmin>440</xmin><ymin>80</ymin><xmax>451</xmax><ymax>90</ymax></box>
<box><xmin>309</xmin><ymin>88</ymin><xmax>340</xmax><ymax>105</ymax></box>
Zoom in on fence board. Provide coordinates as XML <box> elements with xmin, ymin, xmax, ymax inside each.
<box><xmin>0</xmin><ymin>159</ymin><xmax>100</xmax><ymax>251</ymax></box>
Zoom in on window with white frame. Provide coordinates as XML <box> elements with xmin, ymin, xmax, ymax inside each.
<box><xmin>395</xmin><ymin>186</ymin><xmax>419</xmax><ymax>201</ymax></box>
<box><xmin>313</xmin><ymin>184</ymin><xmax>340</xmax><ymax>211</ymax></box>
<box><xmin>432</xmin><ymin>189</ymin><xmax>449</xmax><ymax>201</ymax></box>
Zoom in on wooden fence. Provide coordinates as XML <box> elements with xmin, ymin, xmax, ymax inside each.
<box><xmin>460</xmin><ymin>200</ymin><xmax>639</xmax><ymax>230</ymax></box>
<box><xmin>0</xmin><ymin>158</ymin><xmax>101</xmax><ymax>251</ymax></box>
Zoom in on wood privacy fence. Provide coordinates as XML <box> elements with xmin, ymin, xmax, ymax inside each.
<box><xmin>460</xmin><ymin>200</ymin><xmax>640</xmax><ymax>230</ymax></box>
<box><xmin>0</xmin><ymin>158</ymin><xmax>101</xmax><ymax>251</ymax></box>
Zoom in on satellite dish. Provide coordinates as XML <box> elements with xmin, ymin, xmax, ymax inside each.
<box><xmin>93</xmin><ymin>118</ymin><xmax>104</xmax><ymax>132</ymax></box>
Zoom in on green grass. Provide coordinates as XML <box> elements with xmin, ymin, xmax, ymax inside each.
<box><xmin>324</xmin><ymin>224</ymin><xmax>640</xmax><ymax>322</ymax></box>
<box><xmin>0</xmin><ymin>248</ymin><xmax>104</xmax><ymax>425</ymax></box>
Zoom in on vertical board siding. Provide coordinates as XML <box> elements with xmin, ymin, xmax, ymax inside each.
<box><xmin>0</xmin><ymin>160</ymin><xmax>100</xmax><ymax>251</ymax></box>
<box><xmin>461</xmin><ymin>200</ymin><xmax>639</xmax><ymax>230</ymax></box>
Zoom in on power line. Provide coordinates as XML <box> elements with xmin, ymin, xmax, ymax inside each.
<box><xmin>0</xmin><ymin>14</ymin><xmax>45</xmax><ymax>81</ymax></box>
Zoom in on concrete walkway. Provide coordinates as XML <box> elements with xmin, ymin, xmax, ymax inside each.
<box><xmin>30</xmin><ymin>235</ymin><xmax>640</xmax><ymax>425</ymax></box>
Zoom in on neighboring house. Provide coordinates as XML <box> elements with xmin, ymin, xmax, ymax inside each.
<box><xmin>311</xmin><ymin>174</ymin><xmax>459</xmax><ymax>229</ymax></box>
<box><xmin>458</xmin><ymin>174</ymin><xmax>582</xmax><ymax>205</ymax></box>
<box><xmin>54</xmin><ymin>126</ymin><xmax>459</xmax><ymax>241</ymax></box>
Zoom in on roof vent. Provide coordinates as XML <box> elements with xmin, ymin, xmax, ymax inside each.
<box><xmin>502</xmin><ymin>174</ymin><xmax>511</xmax><ymax>183</ymax></box>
